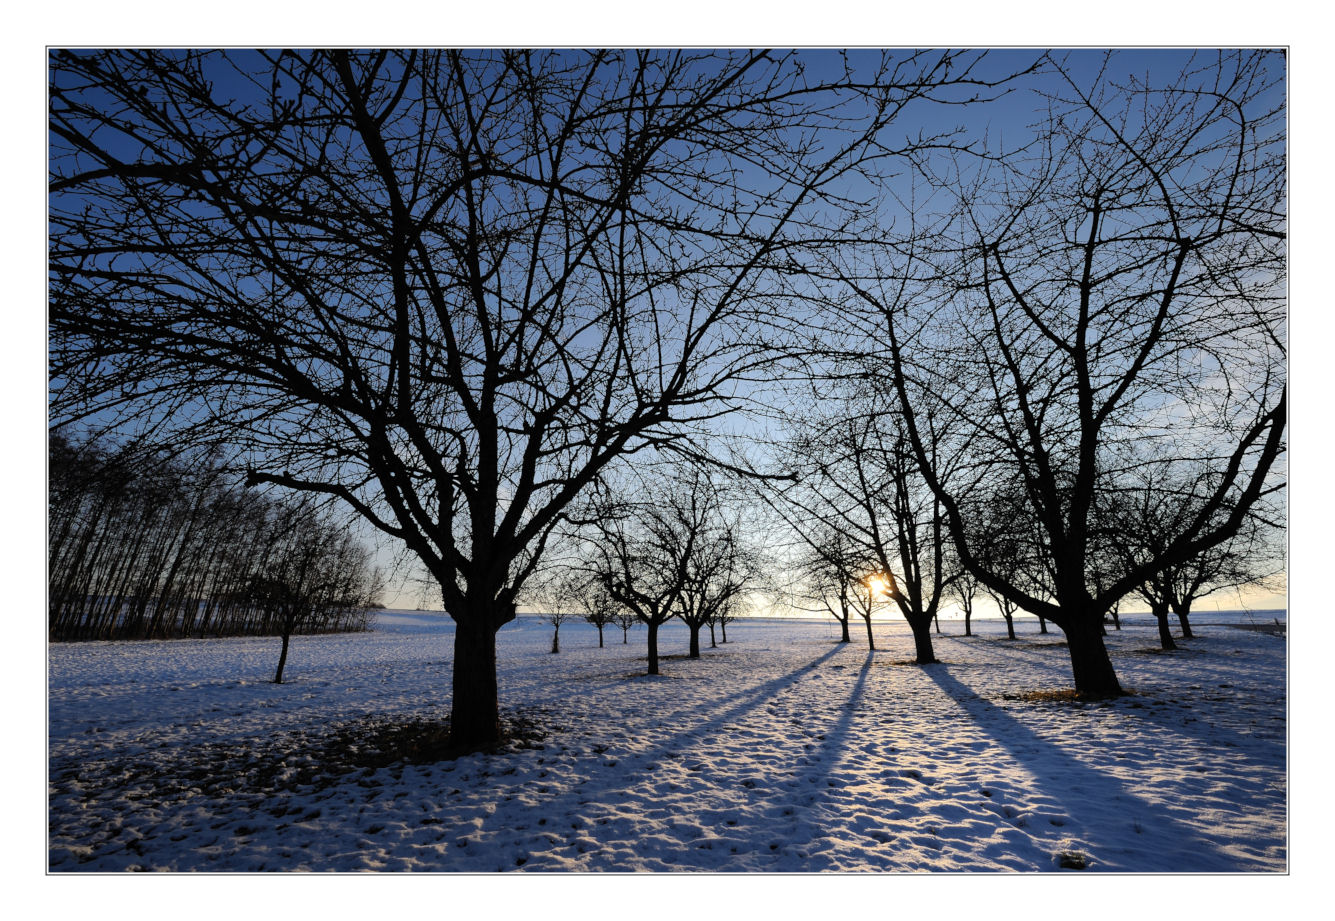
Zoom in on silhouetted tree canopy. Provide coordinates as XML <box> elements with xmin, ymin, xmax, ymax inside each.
<box><xmin>50</xmin><ymin>49</ymin><xmax>1021</xmax><ymax>743</ymax></box>
<box><xmin>847</xmin><ymin>50</ymin><xmax>1286</xmax><ymax>694</ymax></box>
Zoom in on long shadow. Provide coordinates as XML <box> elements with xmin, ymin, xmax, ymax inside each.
<box><xmin>1111</xmin><ymin>693</ymin><xmax>1285</xmax><ymax>771</ymax></box>
<box><xmin>953</xmin><ymin>634</ymin><xmax>1075</xmax><ymax>670</ymax></box>
<box><xmin>463</xmin><ymin>642</ymin><xmax>851</xmax><ymax>864</ymax></box>
<box><xmin>626</xmin><ymin>643</ymin><xmax>847</xmax><ymax>751</ymax></box>
<box><xmin>940</xmin><ymin>633</ymin><xmax>1284</xmax><ymax>774</ymax></box>
<box><xmin>780</xmin><ymin>651</ymin><xmax>873</xmax><ymax>816</ymax></box>
<box><xmin>810</xmin><ymin>651</ymin><xmax>873</xmax><ymax>770</ymax></box>
<box><xmin>922</xmin><ymin>665</ymin><xmax>1242</xmax><ymax>870</ymax></box>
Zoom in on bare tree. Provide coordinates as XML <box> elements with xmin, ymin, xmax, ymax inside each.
<box><xmin>544</xmin><ymin>568</ymin><xmax>619</xmax><ymax>649</ymax></box>
<box><xmin>1161</xmin><ymin>527</ymin><xmax>1282</xmax><ymax>638</ymax></box>
<box><xmin>873</xmin><ymin>420</ymin><xmax>958</xmax><ymax>663</ymax></box>
<box><xmin>765</xmin><ymin>402</ymin><xmax>957</xmax><ymax>662</ymax></box>
<box><xmin>950</xmin><ymin>566</ymin><xmax>981</xmax><ymax>638</ymax></box>
<box><xmin>50</xmin><ymin>50</ymin><xmax>1017</xmax><ymax>743</ymax></box>
<box><xmin>584</xmin><ymin>489</ymin><xmax>691</xmax><ymax>676</ymax></box>
<box><xmin>1116</xmin><ymin>469</ymin><xmax>1282</xmax><ymax>649</ymax></box>
<box><xmin>250</xmin><ymin>500</ymin><xmax>384</xmax><ymax>683</ymax></box>
<box><xmin>714</xmin><ymin>596</ymin><xmax>741</xmax><ymax>644</ymax></box>
<box><xmin>760</xmin><ymin>485</ymin><xmax>864</xmax><ymax>644</ymax></box>
<box><xmin>806</xmin><ymin>545</ymin><xmax>858</xmax><ymax>645</ymax></box>
<box><xmin>796</xmin><ymin>413</ymin><xmax>957</xmax><ymax>663</ymax></box>
<box><xmin>855</xmin><ymin>568</ymin><xmax>884</xmax><ymax>651</ymax></box>
<box><xmin>674</xmin><ymin>487</ymin><xmax>757</xmax><ymax>659</ymax></box>
<box><xmin>985</xmin><ymin>588</ymin><xmax>1020</xmax><ymax>641</ymax></box>
<box><xmin>578</xmin><ymin>578</ymin><xmax>620</xmax><ymax>650</ymax></box>
<box><xmin>520</xmin><ymin>570</ymin><xmax>584</xmax><ymax>653</ymax></box>
<box><xmin>855</xmin><ymin>50</ymin><xmax>1286</xmax><ymax>695</ymax></box>
<box><xmin>543</xmin><ymin>606</ymin><xmax>579</xmax><ymax>655</ymax></box>
<box><xmin>612</xmin><ymin>608</ymin><xmax>636</xmax><ymax>645</ymax></box>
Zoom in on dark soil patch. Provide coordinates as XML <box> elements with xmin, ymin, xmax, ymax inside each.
<box><xmin>1002</xmin><ymin>688</ymin><xmax>1132</xmax><ymax>705</ymax></box>
<box><xmin>50</xmin><ymin>709</ymin><xmax>550</xmax><ymax>806</ymax></box>
<box><xmin>1056</xmin><ymin>850</ymin><xmax>1089</xmax><ymax>869</ymax></box>
<box><xmin>649</xmin><ymin>652</ymin><xmax>732</xmax><ymax>662</ymax></box>
<box><xmin>332</xmin><ymin>712</ymin><xmax>547</xmax><ymax>767</ymax></box>
<box><xmin>1127</xmin><ymin>646</ymin><xmax>1183</xmax><ymax>656</ymax></box>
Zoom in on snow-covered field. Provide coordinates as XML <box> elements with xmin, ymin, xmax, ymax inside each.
<box><xmin>48</xmin><ymin>612</ymin><xmax>1286</xmax><ymax>872</ymax></box>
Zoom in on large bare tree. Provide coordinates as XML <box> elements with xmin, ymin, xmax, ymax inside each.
<box><xmin>49</xmin><ymin>49</ymin><xmax>1014</xmax><ymax>744</ymax></box>
<box><xmin>850</xmin><ymin>50</ymin><xmax>1286</xmax><ymax>694</ymax></box>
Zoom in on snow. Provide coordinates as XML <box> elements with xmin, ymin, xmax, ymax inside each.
<box><xmin>48</xmin><ymin>611</ymin><xmax>1285</xmax><ymax>873</ymax></box>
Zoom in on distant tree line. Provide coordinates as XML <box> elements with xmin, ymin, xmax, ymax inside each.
<box><xmin>49</xmin><ymin>433</ymin><xmax>382</xmax><ymax>642</ymax></box>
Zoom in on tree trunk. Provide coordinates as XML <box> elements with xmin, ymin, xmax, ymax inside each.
<box><xmin>863</xmin><ymin>615</ymin><xmax>875</xmax><ymax>651</ymax></box>
<box><xmin>688</xmin><ymin>623</ymin><xmax>701</xmax><ymax>659</ymax></box>
<box><xmin>1173</xmin><ymin>602</ymin><xmax>1194</xmax><ymax>639</ymax></box>
<box><xmin>1038</xmin><ymin>616</ymin><xmax>1048</xmax><ymax>635</ymax></box>
<box><xmin>908</xmin><ymin>615</ymin><xmax>938</xmax><ymax>665</ymax></box>
<box><xmin>646</xmin><ymin>619</ymin><xmax>660</xmax><ymax>675</ymax></box>
<box><xmin>622</xmin><ymin>624</ymin><xmax>629</xmax><ymax>644</ymax></box>
<box><xmin>933</xmin><ymin>613</ymin><xmax>941</xmax><ymax>634</ymax></box>
<box><xmin>551</xmin><ymin>623</ymin><xmax>560</xmax><ymax>654</ymax></box>
<box><xmin>839</xmin><ymin>616</ymin><xmax>851</xmax><ymax>643</ymax></box>
<box><xmin>1003</xmin><ymin>613</ymin><xmax>1016</xmax><ymax>640</ymax></box>
<box><xmin>721</xmin><ymin>620</ymin><xmax>728</xmax><ymax>643</ymax></box>
<box><xmin>1110</xmin><ymin>607</ymin><xmax>1122</xmax><ymax>631</ymax></box>
<box><xmin>1154</xmin><ymin>604</ymin><xmax>1177</xmax><ymax>651</ymax></box>
<box><xmin>451</xmin><ymin>614</ymin><xmax>501</xmax><ymax>746</ymax></box>
<box><xmin>1062</xmin><ymin>616</ymin><xmax>1124</xmax><ymax>696</ymax></box>
<box><xmin>273</xmin><ymin>620</ymin><xmax>292</xmax><ymax>684</ymax></box>
<box><xmin>964</xmin><ymin>609</ymin><xmax>972</xmax><ymax>637</ymax></box>
<box><xmin>708</xmin><ymin>622</ymin><xmax>716</xmax><ymax>648</ymax></box>
<box><xmin>597</xmin><ymin>624</ymin><xmax>604</xmax><ymax>648</ymax></box>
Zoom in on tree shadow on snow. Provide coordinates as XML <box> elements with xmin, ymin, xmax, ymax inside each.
<box><xmin>465</xmin><ymin>643</ymin><xmax>851</xmax><ymax>869</ymax></box>
<box><xmin>922</xmin><ymin>666</ymin><xmax>1241</xmax><ymax>871</ymax></box>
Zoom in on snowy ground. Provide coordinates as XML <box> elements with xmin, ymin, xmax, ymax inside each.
<box><xmin>48</xmin><ymin>612</ymin><xmax>1286</xmax><ymax>872</ymax></box>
